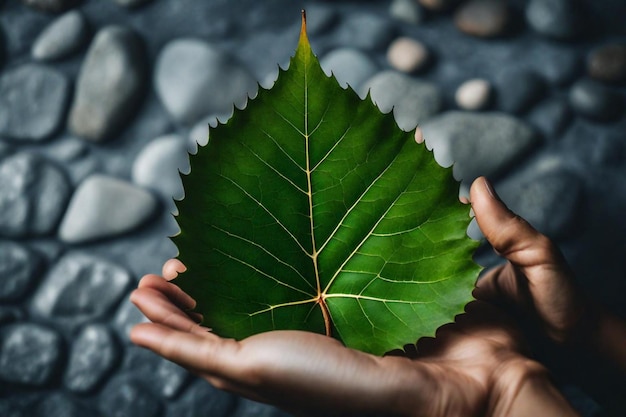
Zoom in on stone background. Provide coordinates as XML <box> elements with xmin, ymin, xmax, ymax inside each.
<box><xmin>0</xmin><ymin>0</ymin><xmax>625</xmax><ymax>416</ymax></box>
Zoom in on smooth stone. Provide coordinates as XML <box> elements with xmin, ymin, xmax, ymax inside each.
<box><xmin>421</xmin><ymin>111</ymin><xmax>539</xmax><ymax>183</ymax></box>
<box><xmin>0</xmin><ymin>64</ymin><xmax>70</xmax><ymax>141</ymax></box>
<box><xmin>0</xmin><ymin>241</ymin><xmax>42</xmax><ymax>302</ymax></box>
<box><xmin>0</xmin><ymin>153</ymin><xmax>72</xmax><ymax>238</ymax></box>
<box><xmin>587</xmin><ymin>43</ymin><xmax>626</xmax><ymax>84</ymax></box>
<box><xmin>528</xmin><ymin>97</ymin><xmax>571</xmax><ymax>138</ymax></box>
<box><xmin>99</xmin><ymin>377</ymin><xmax>162</xmax><ymax>417</ymax></box>
<box><xmin>526</xmin><ymin>43</ymin><xmax>581</xmax><ymax>86</ymax></box>
<box><xmin>561</xmin><ymin>120</ymin><xmax>625</xmax><ymax>167</ymax></box>
<box><xmin>45</xmin><ymin>136</ymin><xmax>89</xmax><ymax>162</ymax></box>
<box><xmin>113</xmin><ymin>0</ymin><xmax>153</xmax><ymax>8</ymax></box>
<box><xmin>34</xmin><ymin>393</ymin><xmax>94</xmax><ymax>417</ymax></box>
<box><xmin>454</xmin><ymin>0</ymin><xmax>510</xmax><ymax>38</ymax></box>
<box><xmin>124</xmin><ymin>346</ymin><xmax>190</xmax><ymax>398</ymax></box>
<box><xmin>112</xmin><ymin>298</ymin><xmax>148</xmax><ymax>342</ymax></box>
<box><xmin>417</xmin><ymin>0</ymin><xmax>457</xmax><ymax>11</ymax></box>
<box><xmin>31</xmin><ymin>10</ymin><xmax>88</xmax><ymax>61</ymax></box>
<box><xmin>387</xmin><ymin>37</ymin><xmax>430</xmax><ymax>73</ymax></box>
<box><xmin>455</xmin><ymin>78</ymin><xmax>492</xmax><ymax>110</ymax></box>
<box><xmin>231</xmin><ymin>399</ymin><xmax>291</xmax><ymax>417</ymax></box>
<box><xmin>58</xmin><ymin>174</ymin><xmax>158</xmax><ymax>243</ymax></box>
<box><xmin>64</xmin><ymin>324</ymin><xmax>119</xmax><ymax>393</ymax></box>
<box><xmin>332</xmin><ymin>13</ymin><xmax>395</xmax><ymax>50</ymax></box>
<box><xmin>20</xmin><ymin>0</ymin><xmax>77</xmax><ymax>12</ymax></box>
<box><xmin>495</xmin><ymin>69</ymin><xmax>546</xmax><ymax>114</ymax></box>
<box><xmin>30</xmin><ymin>252</ymin><xmax>131</xmax><ymax>326</ymax></box>
<box><xmin>320</xmin><ymin>48</ymin><xmax>379</xmax><ymax>90</ymax></box>
<box><xmin>496</xmin><ymin>169</ymin><xmax>583</xmax><ymax>238</ymax></box>
<box><xmin>68</xmin><ymin>26</ymin><xmax>146</xmax><ymax>142</ymax></box>
<box><xmin>155</xmin><ymin>38</ymin><xmax>257</xmax><ymax>125</ymax></box>
<box><xmin>390</xmin><ymin>0</ymin><xmax>423</xmax><ymax>25</ymax></box>
<box><xmin>569</xmin><ymin>78</ymin><xmax>623</xmax><ymax>122</ymax></box>
<box><xmin>166</xmin><ymin>379</ymin><xmax>238</xmax><ymax>417</ymax></box>
<box><xmin>360</xmin><ymin>70</ymin><xmax>442</xmax><ymax>131</ymax></box>
<box><xmin>526</xmin><ymin>0</ymin><xmax>581</xmax><ymax>40</ymax></box>
<box><xmin>132</xmin><ymin>134</ymin><xmax>190</xmax><ymax>201</ymax></box>
<box><xmin>0</xmin><ymin>323</ymin><xmax>62</xmax><ymax>386</ymax></box>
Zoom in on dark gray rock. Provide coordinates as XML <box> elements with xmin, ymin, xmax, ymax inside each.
<box><xmin>332</xmin><ymin>13</ymin><xmax>395</xmax><ymax>50</ymax></box>
<box><xmin>0</xmin><ymin>241</ymin><xmax>42</xmax><ymax>301</ymax></box>
<box><xmin>528</xmin><ymin>97</ymin><xmax>572</xmax><ymax>138</ymax></box>
<box><xmin>20</xmin><ymin>0</ymin><xmax>78</xmax><ymax>13</ymax></box>
<box><xmin>320</xmin><ymin>48</ymin><xmax>379</xmax><ymax>90</ymax></box>
<box><xmin>31</xmin><ymin>10</ymin><xmax>88</xmax><ymax>61</ymax></box>
<box><xmin>454</xmin><ymin>0</ymin><xmax>510</xmax><ymax>38</ymax></box>
<box><xmin>65</xmin><ymin>324</ymin><xmax>119</xmax><ymax>393</ymax></box>
<box><xmin>0</xmin><ymin>307</ymin><xmax>24</xmax><ymax>324</ymax></box>
<box><xmin>495</xmin><ymin>69</ymin><xmax>546</xmax><ymax>114</ymax></box>
<box><xmin>112</xmin><ymin>298</ymin><xmax>147</xmax><ymax>342</ymax></box>
<box><xmin>303</xmin><ymin>4</ymin><xmax>337</xmax><ymax>36</ymax></box>
<box><xmin>31</xmin><ymin>253</ymin><xmax>131</xmax><ymax>326</ymax></box>
<box><xmin>561</xmin><ymin>120</ymin><xmax>625</xmax><ymax>167</ymax></box>
<box><xmin>0</xmin><ymin>64</ymin><xmax>70</xmax><ymax>141</ymax></box>
<box><xmin>569</xmin><ymin>78</ymin><xmax>623</xmax><ymax>122</ymax></box>
<box><xmin>99</xmin><ymin>377</ymin><xmax>161</xmax><ymax>417</ymax></box>
<box><xmin>231</xmin><ymin>399</ymin><xmax>291</xmax><ymax>417</ymax></box>
<box><xmin>68</xmin><ymin>26</ymin><xmax>146</xmax><ymax>142</ymax></box>
<box><xmin>390</xmin><ymin>0</ymin><xmax>423</xmax><ymax>25</ymax></box>
<box><xmin>155</xmin><ymin>38</ymin><xmax>257</xmax><ymax>125</ymax></box>
<box><xmin>587</xmin><ymin>43</ymin><xmax>626</xmax><ymax>84</ymax></box>
<box><xmin>0</xmin><ymin>153</ymin><xmax>72</xmax><ymax>238</ymax></box>
<box><xmin>113</xmin><ymin>0</ymin><xmax>153</xmax><ymax>8</ymax></box>
<box><xmin>0</xmin><ymin>323</ymin><xmax>63</xmax><ymax>386</ymax></box>
<box><xmin>526</xmin><ymin>0</ymin><xmax>582</xmax><ymax>40</ymax></box>
<box><xmin>526</xmin><ymin>43</ymin><xmax>581</xmax><ymax>86</ymax></box>
<box><xmin>34</xmin><ymin>393</ymin><xmax>97</xmax><ymax>417</ymax></box>
<box><xmin>421</xmin><ymin>111</ymin><xmax>539</xmax><ymax>183</ymax></box>
<box><xmin>58</xmin><ymin>175</ymin><xmax>158</xmax><ymax>244</ymax></box>
<box><xmin>417</xmin><ymin>0</ymin><xmax>458</xmax><ymax>12</ymax></box>
<box><xmin>124</xmin><ymin>345</ymin><xmax>191</xmax><ymax>398</ymax></box>
<box><xmin>167</xmin><ymin>379</ymin><xmax>238</xmax><ymax>417</ymax></box>
<box><xmin>360</xmin><ymin>70</ymin><xmax>442</xmax><ymax>131</ymax></box>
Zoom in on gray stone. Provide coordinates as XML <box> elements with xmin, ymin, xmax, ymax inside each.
<box><xmin>0</xmin><ymin>64</ymin><xmax>70</xmax><ymax>141</ymax></box>
<box><xmin>35</xmin><ymin>393</ymin><xmax>97</xmax><ymax>417</ymax></box>
<box><xmin>113</xmin><ymin>0</ymin><xmax>153</xmax><ymax>8</ymax></box>
<box><xmin>20</xmin><ymin>0</ymin><xmax>77</xmax><ymax>13</ymax></box>
<box><xmin>58</xmin><ymin>175</ymin><xmax>158</xmax><ymax>244</ymax></box>
<box><xmin>588</xmin><ymin>43</ymin><xmax>626</xmax><ymax>84</ymax></box>
<box><xmin>569</xmin><ymin>78</ymin><xmax>623</xmax><ymax>122</ymax></box>
<box><xmin>112</xmin><ymin>298</ymin><xmax>148</xmax><ymax>342</ymax></box>
<box><xmin>390</xmin><ymin>0</ymin><xmax>423</xmax><ymax>25</ymax></box>
<box><xmin>0</xmin><ymin>323</ymin><xmax>63</xmax><ymax>386</ymax></box>
<box><xmin>455</xmin><ymin>79</ymin><xmax>492</xmax><ymax>111</ymax></box>
<box><xmin>167</xmin><ymin>379</ymin><xmax>238</xmax><ymax>417</ymax></box>
<box><xmin>360</xmin><ymin>70</ymin><xmax>442</xmax><ymax>131</ymax></box>
<box><xmin>303</xmin><ymin>5</ymin><xmax>338</xmax><ymax>36</ymax></box>
<box><xmin>421</xmin><ymin>111</ymin><xmax>539</xmax><ymax>183</ymax></box>
<box><xmin>561</xmin><ymin>120</ymin><xmax>625</xmax><ymax>168</ymax></box>
<box><xmin>0</xmin><ymin>153</ymin><xmax>72</xmax><ymax>238</ymax></box>
<box><xmin>333</xmin><ymin>13</ymin><xmax>395</xmax><ymax>50</ymax></box>
<box><xmin>528</xmin><ymin>97</ymin><xmax>571</xmax><ymax>139</ymax></box>
<box><xmin>454</xmin><ymin>0</ymin><xmax>510</xmax><ymax>38</ymax></box>
<box><xmin>31</xmin><ymin>253</ymin><xmax>131</xmax><ymax>326</ymax></box>
<box><xmin>65</xmin><ymin>324</ymin><xmax>119</xmax><ymax>393</ymax></box>
<box><xmin>132</xmin><ymin>134</ymin><xmax>190</xmax><ymax>201</ymax></box>
<box><xmin>31</xmin><ymin>10</ymin><xmax>88</xmax><ymax>62</ymax></box>
<box><xmin>320</xmin><ymin>48</ymin><xmax>379</xmax><ymax>91</ymax></box>
<box><xmin>526</xmin><ymin>0</ymin><xmax>581</xmax><ymax>40</ymax></box>
<box><xmin>99</xmin><ymin>377</ymin><xmax>161</xmax><ymax>417</ymax></box>
<box><xmin>155</xmin><ymin>38</ymin><xmax>257</xmax><ymax>125</ymax></box>
<box><xmin>0</xmin><ymin>241</ymin><xmax>42</xmax><ymax>301</ymax></box>
<box><xmin>232</xmin><ymin>399</ymin><xmax>291</xmax><ymax>417</ymax></box>
<box><xmin>495</xmin><ymin>69</ymin><xmax>546</xmax><ymax>114</ymax></box>
<box><xmin>0</xmin><ymin>307</ymin><xmax>24</xmax><ymax>324</ymax></box>
<box><xmin>387</xmin><ymin>37</ymin><xmax>430</xmax><ymax>74</ymax></box>
<box><xmin>124</xmin><ymin>346</ymin><xmax>191</xmax><ymax>398</ymax></box>
<box><xmin>68</xmin><ymin>26</ymin><xmax>146</xmax><ymax>142</ymax></box>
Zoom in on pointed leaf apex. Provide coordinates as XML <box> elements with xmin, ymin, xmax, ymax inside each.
<box><xmin>298</xmin><ymin>9</ymin><xmax>310</xmax><ymax>52</ymax></box>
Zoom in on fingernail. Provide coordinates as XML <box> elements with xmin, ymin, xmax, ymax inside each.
<box><xmin>483</xmin><ymin>177</ymin><xmax>501</xmax><ymax>202</ymax></box>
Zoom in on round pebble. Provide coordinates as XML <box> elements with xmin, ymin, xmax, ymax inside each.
<box><xmin>0</xmin><ymin>241</ymin><xmax>42</xmax><ymax>302</ymax></box>
<box><xmin>528</xmin><ymin>97</ymin><xmax>572</xmax><ymax>138</ymax></box>
<box><xmin>455</xmin><ymin>79</ymin><xmax>492</xmax><ymax>110</ymax></box>
<box><xmin>320</xmin><ymin>48</ymin><xmax>379</xmax><ymax>90</ymax></box>
<box><xmin>389</xmin><ymin>0</ymin><xmax>423</xmax><ymax>25</ymax></box>
<box><xmin>569</xmin><ymin>78</ymin><xmax>623</xmax><ymax>122</ymax></box>
<box><xmin>526</xmin><ymin>0</ymin><xmax>581</xmax><ymax>40</ymax></box>
<box><xmin>387</xmin><ymin>37</ymin><xmax>430</xmax><ymax>73</ymax></box>
<box><xmin>454</xmin><ymin>0</ymin><xmax>510</xmax><ymax>38</ymax></box>
<box><xmin>31</xmin><ymin>10</ymin><xmax>88</xmax><ymax>62</ymax></box>
<box><xmin>333</xmin><ymin>13</ymin><xmax>395</xmax><ymax>50</ymax></box>
<box><xmin>495</xmin><ymin>69</ymin><xmax>546</xmax><ymax>114</ymax></box>
<box><xmin>587</xmin><ymin>43</ymin><xmax>626</xmax><ymax>84</ymax></box>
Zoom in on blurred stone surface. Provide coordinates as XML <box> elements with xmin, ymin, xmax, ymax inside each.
<box><xmin>528</xmin><ymin>97</ymin><xmax>572</xmax><ymax>138</ymax></box>
<box><xmin>68</xmin><ymin>26</ymin><xmax>146</xmax><ymax>142</ymax></box>
<box><xmin>0</xmin><ymin>323</ymin><xmax>63</xmax><ymax>386</ymax></box>
<box><xmin>389</xmin><ymin>0</ymin><xmax>423</xmax><ymax>25</ymax></box>
<box><xmin>31</xmin><ymin>10</ymin><xmax>88</xmax><ymax>61</ymax></box>
<box><xmin>0</xmin><ymin>153</ymin><xmax>72</xmax><ymax>238</ymax></box>
<box><xmin>495</xmin><ymin>69</ymin><xmax>546</xmax><ymax>114</ymax></box>
<box><xmin>569</xmin><ymin>78</ymin><xmax>623</xmax><ymax>122</ymax></box>
<box><xmin>113</xmin><ymin>0</ymin><xmax>153</xmax><ymax>8</ymax></box>
<box><xmin>99</xmin><ymin>377</ymin><xmax>161</xmax><ymax>417</ymax></box>
<box><xmin>526</xmin><ymin>0</ymin><xmax>581</xmax><ymax>40</ymax></box>
<box><xmin>454</xmin><ymin>0</ymin><xmax>510</xmax><ymax>38</ymax></box>
<box><xmin>455</xmin><ymin>78</ymin><xmax>491</xmax><ymax>110</ymax></box>
<box><xmin>332</xmin><ymin>13</ymin><xmax>395</xmax><ymax>50</ymax></box>
<box><xmin>167</xmin><ymin>380</ymin><xmax>238</xmax><ymax>417</ymax></box>
<box><xmin>20</xmin><ymin>0</ymin><xmax>78</xmax><ymax>13</ymax></box>
<box><xmin>34</xmin><ymin>393</ymin><xmax>96</xmax><ymax>417</ymax></box>
<box><xmin>361</xmin><ymin>70</ymin><xmax>442</xmax><ymax>131</ymax></box>
<box><xmin>123</xmin><ymin>346</ymin><xmax>191</xmax><ymax>398</ymax></box>
<box><xmin>387</xmin><ymin>37</ymin><xmax>430</xmax><ymax>73</ymax></box>
<box><xmin>587</xmin><ymin>43</ymin><xmax>626</xmax><ymax>84</ymax></box>
<box><xmin>58</xmin><ymin>175</ymin><xmax>158</xmax><ymax>243</ymax></box>
<box><xmin>0</xmin><ymin>241</ymin><xmax>42</xmax><ymax>301</ymax></box>
<box><xmin>31</xmin><ymin>253</ymin><xmax>131</xmax><ymax>326</ymax></box>
<box><xmin>232</xmin><ymin>399</ymin><xmax>292</xmax><ymax>417</ymax></box>
<box><xmin>417</xmin><ymin>0</ymin><xmax>457</xmax><ymax>12</ymax></box>
<box><xmin>320</xmin><ymin>48</ymin><xmax>379</xmax><ymax>90</ymax></box>
<box><xmin>112</xmin><ymin>298</ymin><xmax>147</xmax><ymax>341</ymax></box>
<box><xmin>155</xmin><ymin>38</ymin><xmax>257</xmax><ymax>125</ymax></box>
<box><xmin>0</xmin><ymin>64</ymin><xmax>70</xmax><ymax>141</ymax></box>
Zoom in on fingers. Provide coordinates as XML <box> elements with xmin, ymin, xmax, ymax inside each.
<box><xmin>131</xmin><ymin>286</ymin><xmax>205</xmax><ymax>333</ymax></box>
<box><xmin>163</xmin><ymin>258</ymin><xmax>186</xmax><ymax>280</ymax></box>
<box><xmin>138</xmin><ymin>273</ymin><xmax>196</xmax><ymax>310</ymax></box>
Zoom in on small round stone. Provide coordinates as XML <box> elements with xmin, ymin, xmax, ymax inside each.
<box><xmin>31</xmin><ymin>10</ymin><xmax>88</xmax><ymax>62</ymax></box>
<box><xmin>454</xmin><ymin>0</ymin><xmax>510</xmax><ymax>38</ymax></box>
<box><xmin>587</xmin><ymin>43</ymin><xmax>626</xmax><ymax>84</ymax></box>
<box><xmin>455</xmin><ymin>79</ymin><xmax>492</xmax><ymax>110</ymax></box>
<box><xmin>526</xmin><ymin>0</ymin><xmax>581</xmax><ymax>40</ymax></box>
<box><xmin>387</xmin><ymin>37</ymin><xmax>430</xmax><ymax>73</ymax></box>
<box><xmin>390</xmin><ymin>0</ymin><xmax>423</xmax><ymax>25</ymax></box>
<box><xmin>569</xmin><ymin>78</ymin><xmax>623</xmax><ymax>122</ymax></box>
<box><xmin>321</xmin><ymin>48</ymin><xmax>379</xmax><ymax>90</ymax></box>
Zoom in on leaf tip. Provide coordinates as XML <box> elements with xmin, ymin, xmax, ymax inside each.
<box><xmin>299</xmin><ymin>9</ymin><xmax>309</xmax><ymax>47</ymax></box>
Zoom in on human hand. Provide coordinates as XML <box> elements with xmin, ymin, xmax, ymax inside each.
<box><xmin>131</xmin><ymin>259</ymin><xmax>578</xmax><ymax>417</ymax></box>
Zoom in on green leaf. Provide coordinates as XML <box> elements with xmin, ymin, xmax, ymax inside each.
<box><xmin>173</xmin><ymin>13</ymin><xmax>481</xmax><ymax>356</ymax></box>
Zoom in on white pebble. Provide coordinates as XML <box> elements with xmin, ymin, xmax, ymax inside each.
<box><xmin>455</xmin><ymin>79</ymin><xmax>491</xmax><ymax>110</ymax></box>
<box><xmin>387</xmin><ymin>37</ymin><xmax>430</xmax><ymax>73</ymax></box>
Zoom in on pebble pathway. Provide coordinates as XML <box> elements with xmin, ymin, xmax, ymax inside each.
<box><xmin>1</xmin><ymin>0</ymin><xmax>625</xmax><ymax>416</ymax></box>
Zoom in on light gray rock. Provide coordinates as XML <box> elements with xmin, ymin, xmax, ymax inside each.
<box><xmin>526</xmin><ymin>0</ymin><xmax>581</xmax><ymax>40</ymax></box>
<box><xmin>189</xmin><ymin>115</ymin><xmax>221</xmax><ymax>153</ymax></box>
<box><xmin>0</xmin><ymin>241</ymin><xmax>42</xmax><ymax>301</ymax></box>
<box><xmin>0</xmin><ymin>153</ymin><xmax>72</xmax><ymax>238</ymax></box>
<box><xmin>155</xmin><ymin>38</ymin><xmax>257</xmax><ymax>125</ymax></box>
<box><xmin>421</xmin><ymin>111</ymin><xmax>539</xmax><ymax>183</ymax></box>
<box><xmin>31</xmin><ymin>10</ymin><xmax>88</xmax><ymax>61</ymax></box>
<box><xmin>390</xmin><ymin>0</ymin><xmax>423</xmax><ymax>24</ymax></box>
<box><xmin>332</xmin><ymin>13</ymin><xmax>395</xmax><ymax>50</ymax></box>
<box><xmin>68</xmin><ymin>26</ymin><xmax>146</xmax><ymax>142</ymax></box>
<box><xmin>0</xmin><ymin>64</ymin><xmax>70</xmax><ymax>141</ymax></box>
<box><xmin>132</xmin><ymin>134</ymin><xmax>190</xmax><ymax>201</ymax></box>
<box><xmin>0</xmin><ymin>323</ymin><xmax>63</xmax><ymax>386</ymax></box>
<box><xmin>113</xmin><ymin>298</ymin><xmax>147</xmax><ymax>342</ymax></box>
<box><xmin>320</xmin><ymin>48</ymin><xmax>379</xmax><ymax>90</ymax></box>
<box><xmin>59</xmin><ymin>174</ymin><xmax>158</xmax><ymax>244</ymax></box>
<box><xmin>30</xmin><ymin>252</ymin><xmax>131</xmax><ymax>326</ymax></box>
<box><xmin>65</xmin><ymin>324</ymin><xmax>119</xmax><ymax>393</ymax></box>
<box><xmin>360</xmin><ymin>70</ymin><xmax>442</xmax><ymax>131</ymax></box>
